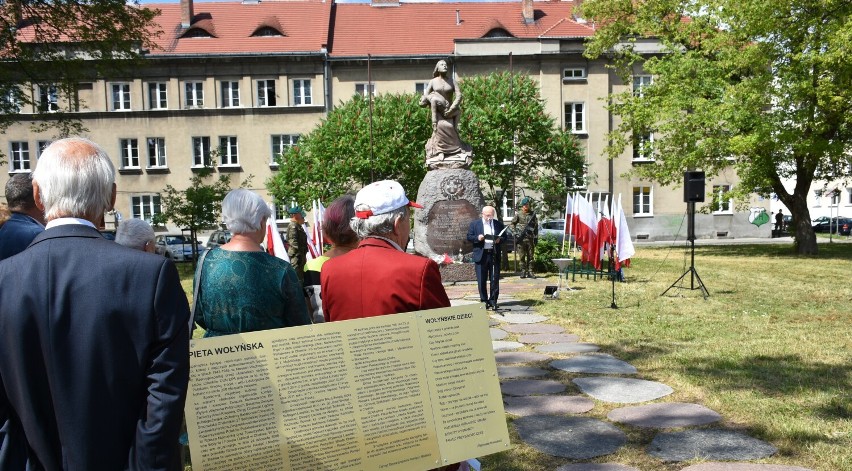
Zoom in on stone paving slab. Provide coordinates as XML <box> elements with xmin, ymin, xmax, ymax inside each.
<box><xmin>513</xmin><ymin>415</ymin><xmax>627</xmax><ymax>460</ymax></box>
<box><xmin>489</xmin><ymin>319</ymin><xmax>500</xmax><ymax>327</ymax></box>
<box><xmin>501</xmin><ymin>323</ymin><xmax>565</xmax><ymax>334</ymax></box>
<box><xmin>501</xmin><ymin>379</ymin><xmax>566</xmax><ymax>396</ymax></box>
<box><xmin>535</xmin><ymin>343</ymin><xmax>600</xmax><ymax>354</ymax></box>
<box><xmin>497</xmin><ymin>366</ymin><xmax>549</xmax><ymax>378</ymax></box>
<box><xmin>490</xmin><ymin>328</ymin><xmax>508</xmax><ymax>340</ymax></box>
<box><xmin>556</xmin><ymin>464</ymin><xmax>640</xmax><ymax>471</ymax></box>
<box><xmin>607</xmin><ymin>402</ymin><xmax>721</xmax><ymax>428</ymax></box>
<box><xmin>573</xmin><ymin>377</ymin><xmax>673</xmax><ymax>403</ymax></box>
<box><xmin>503</xmin><ymin>395</ymin><xmax>594</xmax><ymax>416</ymax></box>
<box><xmin>492</xmin><ymin>313</ymin><xmax>549</xmax><ymax>324</ymax></box>
<box><xmin>518</xmin><ymin>333</ymin><xmax>581</xmax><ymax>344</ymax></box>
<box><xmin>492</xmin><ymin>341</ymin><xmax>524</xmax><ymax>351</ymax></box>
<box><xmin>680</xmin><ymin>464</ymin><xmax>814</xmax><ymax>471</ymax></box>
<box><xmin>648</xmin><ymin>429</ymin><xmax>777</xmax><ymax>462</ymax></box>
<box><xmin>551</xmin><ymin>354</ymin><xmax>637</xmax><ymax>375</ymax></box>
<box><xmin>494</xmin><ymin>351</ymin><xmax>552</xmax><ymax>363</ymax></box>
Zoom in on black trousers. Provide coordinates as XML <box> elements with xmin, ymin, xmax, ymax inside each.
<box><xmin>475</xmin><ymin>249</ymin><xmax>500</xmax><ymax>305</ymax></box>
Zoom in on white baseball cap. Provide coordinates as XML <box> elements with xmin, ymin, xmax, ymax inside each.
<box><xmin>354</xmin><ymin>180</ymin><xmax>423</xmax><ymax>219</ymax></box>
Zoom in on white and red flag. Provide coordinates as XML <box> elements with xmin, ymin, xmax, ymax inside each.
<box><xmin>614</xmin><ymin>195</ymin><xmax>635</xmax><ymax>269</ymax></box>
<box><xmin>597</xmin><ymin>194</ymin><xmax>614</xmax><ymax>261</ymax></box>
<box><xmin>265</xmin><ymin>204</ymin><xmax>290</xmax><ymax>263</ymax></box>
<box><xmin>574</xmin><ymin>193</ymin><xmax>600</xmax><ymax>268</ymax></box>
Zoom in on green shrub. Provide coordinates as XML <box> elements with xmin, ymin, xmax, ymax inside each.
<box><xmin>532</xmin><ymin>234</ymin><xmax>562</xmax><ymax>273</ymax></box>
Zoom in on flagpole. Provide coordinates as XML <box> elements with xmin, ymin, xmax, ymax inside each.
<box><xmin>562</xmin><ymin>191</ymin><xmax>570</xmax><ymax>255</ymax></box>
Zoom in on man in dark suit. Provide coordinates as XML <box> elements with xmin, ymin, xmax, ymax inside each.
<box><xmin>467</xmin><ymin>205</ymin><xmax>504</xmax><ymax>310</ymax></box>
<box><xmin>0</xmin><ymin>138</ymin><xmax>191</xmax><ymax>471</ymax></box>
<box><xmin>0</xmin><ymin>173</ymin><xmax>45</xmax><ymax>261</ymax></box>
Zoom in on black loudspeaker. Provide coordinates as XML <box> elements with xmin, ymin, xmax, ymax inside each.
<box><xmin>684</xmin><ymin>171</ymin><xmax>705</xmax><ymax>203</ymax></box>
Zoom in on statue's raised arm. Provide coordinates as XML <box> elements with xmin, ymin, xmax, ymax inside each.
<box><xmin>419</xmin><ymin>60</ymin><xmax>473</xmax><ymax>170</ymax></box>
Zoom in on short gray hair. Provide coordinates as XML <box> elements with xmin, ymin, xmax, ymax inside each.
<box><xmin>115</xmin><ymin>218</ymin><xmax>155</xmax><ymax>251</ymax></box>
<box><xmin>351</xmin><ymin>205</ymin><xmax>408</xmax><ymax>239</ymax></box>
<box><xmin>221</xmin><ymin>189</ymin><xmax>272</xmax><ymax>234</ymax></box>
<box><xmin>32</xmin><ymin>137</ymin><xmax>114</xmax><ymax>221</ymax></box>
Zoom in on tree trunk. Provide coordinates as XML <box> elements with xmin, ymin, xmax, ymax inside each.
<box><xmin>788</xmin><ymin>198</ymin><xmax>818</xmax><ymax>255</ymax></box>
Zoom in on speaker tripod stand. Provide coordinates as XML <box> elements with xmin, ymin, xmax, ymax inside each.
<box><xmin>662</xmin><ymin>202</ymin><xmax>709</xmax><ymax>299</ymax></box>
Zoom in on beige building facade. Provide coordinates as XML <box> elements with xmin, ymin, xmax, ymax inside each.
<box><xmin>1</xmin><ymin>0</ymin><xmax>769</xmax><ymax>241</ymax></box>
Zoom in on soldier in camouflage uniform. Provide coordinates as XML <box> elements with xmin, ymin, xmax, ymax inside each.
<box><xmin>510</xmin><ymin>197</ymin><xmax>538</xmax><ymax>278</ymax></box>
<box><xmin>286</xmin><ymin>206</ymin><xmax>308</xmax><ymax>283</ymax></box>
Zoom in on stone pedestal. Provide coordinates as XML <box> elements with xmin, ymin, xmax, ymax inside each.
<box><xmin>414</xmin><ymin>169</ymin><xmax>484</xmax><ymax>260</ymax></box>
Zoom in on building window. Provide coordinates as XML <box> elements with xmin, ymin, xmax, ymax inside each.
<box><xmin>633</xmin><ymin>75</ymin><xmax>652</xmax><ymax>97</ymax></box>
<box><xmin>633</xmin><ymin>186</ymin><xmax>653</xmax><ymax>216</ymax></box>
<box><xmin>220</xmin><ymin>81</ymin><xmax>240</xmax><ymax>108</ymax></box>
<box><xmin>847</xmin><ymin>188</ymin><xmax>852</xmax><ymax>205</ymax></box>
<box><xmin>192</xmin><ymin>136</ymin><xmax>211</xmax><ymax>167</ymax></box>
<box><xmin>36</xmin><ymin>141</ymin><xmax>50</xmax><ymax>158</ymax></box>
<box><xmin>218</xmin><ymin>136</ymin><xmax>239</xmax><ymax>166</ymax></box>
<box><xmin>293</xmin><ymin>79</ymin><xmax>312</xmax><ymax>106</ymax></box>
<box><xmin>415</xmin><ymin>82</ymin><xmax>428</xmax><ymax>94</ymax></box>
<box><xmin>712</xmin><ymin>185</ymin><xmax>732</xmax><ymax>214</ymax></box>
<box><xmin>270</xmin><ymin>134</ymin><xmax>300</xmax><ymax>166</ymax></box>
<box><xmin>38</xmin><ymin>85</ymin><xmax>59</xmax><ymax>112</ymax></box>
<box><xmin>813</xmin><ymin>190</ymin><xmax>822</xmax><ymax>207</ymax></box>
<box><xmin>564</xmin><ymin>102</ymin><xmax>586</xmax><ymax>133</ymax></box>
<box><xmin>354</xmin><ymin>83</ymin><xmax>376</xmax><ymax>97</ymax></box>
<box><xmin>10</xmin><ymin>142</ymin><xmax>30</xmax><ymax>172</ymax></box>
<box><xmin>111</xmin><ymin>83</ymin><xmax>131</xmax><ymax>111</ymax></box>
<box><xmin>148</xmin><ymin>82</ymin><xmax>168</xmax><ymax>110</ymax></box>
<box><xmin>256</xmin><ymin>79</ymin><xmax>277</xmax><ymax>107</ymax></box>
<box><xmin>147</xmin><ymin>138</ymin><xmax>167</xmax><ymax>168</ymax></box>
<box><xmin>2</xmin><ymin>89</ymin><xmax>21</xmax><ymax>113</ymax></box>
<box><xmin>563</xmin><ymin>67</ymin><xmax>587</xmax><ymax>81</ymax></box>
<box><xmin>185</xmin><ymin>81</ymin><xmax>204</xmax><ymax>108</ymax></box>
<box><xmin>829</xmin><ymin>189</ymin><xmax>841</xmax><ymax>206</ymax></box>
<box><xmin>120</xmin><ymin>139</ymin><xmax>140</xmax><ymax>168</ymax></box>
<box><xmin>131</xmin><ymin>194</ymin><xmax>161</xmax><ymax>223</ymax></box>
<box><xmin>633</xmin><ymin>132</ymin><xmax>654</xmax><ymax>161</ymax></box>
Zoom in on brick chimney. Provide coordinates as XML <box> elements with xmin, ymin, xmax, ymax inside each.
<box><xmin>181</xmin><ymin>0</ymin><xmax>194</xmax><ymax>28</ymax></box>
<box><xmin>522</xmin><ymin>0</ymin><xmax>534</xmax><ymax>24</ymax></box>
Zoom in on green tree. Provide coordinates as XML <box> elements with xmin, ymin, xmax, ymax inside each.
<box><xmin>462</xmin><ymin>72</ymin><xmax>583</xmax><ymax>217</ymax></box>
<box><xmin>267</xmin><ymin>93</ymin><xmax>430</xmax><ymax>206</ymax></box>
<box><xmin>581</xmin><ymin>0</ymin><xmax>852</xmax><ymax>254</ymax></box>
<box><xmin>267</xmin><ymin>73</ymin><xmax>583</xmax><ymax>217</ymax></box>
<box><xmin>0</xmin><ymin>0</ymin><xmax>159</xmax><ymax>162</ymax></box>
<box><xmin>152</xmin><ymin>166</ymin><xmax>247</xmax><ymax>269</ymax></box>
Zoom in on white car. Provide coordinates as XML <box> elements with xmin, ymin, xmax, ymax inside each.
<box><xmin>154</xmin><ymin>234</ymin><xmax>199</xmax><ymax>262</ymax></box>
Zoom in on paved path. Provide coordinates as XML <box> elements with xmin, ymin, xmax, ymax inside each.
<box><xmin>444</xmin><ymin>275</ymin><xmax>813</xmax><ymax>471</ymax></box>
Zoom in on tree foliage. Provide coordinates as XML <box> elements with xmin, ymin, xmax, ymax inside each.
<box><xmin>581</xmin><ymin>0</ymin><xmax>852</xmax><ymax>254</ymax></box>
<box><xmin>0</xmin><ymin>0</ymin><xmax>159</xmax><ymax>161</ymax></box>
<box><xmin>267</xmin><ymin>72</ymin><xmax>583</xmax><ymax>217</ymax></box>
<box><xmin>152</xmin><ymin>166</ymin><xmax>246</xmax><ymax>268</ymax></box>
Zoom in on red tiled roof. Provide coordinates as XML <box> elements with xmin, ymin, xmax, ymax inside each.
<box><xmin>330</xmin><ymin>1</ymin><xmax>595</xmax><ymax>57</ymax></box>
<box><xmin>146</xmin><ymin>1</ymin><xmax>332</xmax><ymax>56</ymax></box>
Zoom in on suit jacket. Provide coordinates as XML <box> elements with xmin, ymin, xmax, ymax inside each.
<box><xmin>466</xmin><ymin>218</ymin><xmax>505</xmax><ymax>263</ymax></box>
<box><xmin>0</xmin><ymin>224</ymin><xmax>190</xmax><ymax>471</ymax></box>
<box><xmin>0</xmin><ymin>212</ymin><xmax>44</xmax><ymax>261</ymax></box>
<box><xmin>321</xmin><ymin>237</ymin><xmax>450</xmax><ymax>322</ymax></box>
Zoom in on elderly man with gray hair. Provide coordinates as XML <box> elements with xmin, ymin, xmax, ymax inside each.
<box><xmin>321</xmin><ymin>179</ymin><xmax>450</xmax><ymax>322</ymax></box>
<box><xmin>115</xmin><ymin>218</ymin><xmax>156</xmax><ymax>252</ymax></box>
<box><xmin>0</xmin><ymin>137</ymin><xmax>190</xmax><ymax>470</ymax></box>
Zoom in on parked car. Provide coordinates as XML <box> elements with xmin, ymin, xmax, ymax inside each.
<box><xmin>154</xmin><ymin>234</ymin><xmax>199</xmax><ymax>262</ymax></box>
<box><xmin>205</xmin><ymin>230</ymin><xmax>232</xmax><ymax>250</ymax></box>
<box><xmin>837</xmin><ymin>218</ymin><xmax>852</xmax><ymax>236</ymax></box>
<box><xmin>813</xmin><ymin>217</ymin><xmax>850</xmax><ymax>233</ymax></box>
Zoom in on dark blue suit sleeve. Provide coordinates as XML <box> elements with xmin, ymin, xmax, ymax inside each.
<box><xmin>466</xmin><ymin>220</ymin><xmax>480</xmax><ymax>244</ymax></box>
<box><xmin>130</xmin><ymin>259</ymin><xmax>190</xmax><ymax>471</ymax></box>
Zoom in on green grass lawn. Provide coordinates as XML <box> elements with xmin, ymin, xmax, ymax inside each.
<box><xmin>176</xmin><ymin>242</ymin><xmax>850</xmax><ymax>470</ymax></box>
<box><xmin>485</xmin><ymin>242</ymin><xmax>851</xmax><ymax>471</ymax></box>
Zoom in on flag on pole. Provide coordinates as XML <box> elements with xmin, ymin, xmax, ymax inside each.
<box><xmin>574</xmin><ymin>193</ymin><xmax>600</xmax><ymax>268</ymax></box>
<box><xmin>303</xmin><ymin>223</ymin><xmax>320</xmax><ymax>260</ymax></box>
<box><xmin>265</xmin><ymin>204</ymin><xmax>290</xmax><ymax>263</ymax></box>
<box><xmin>614</xmin><ymin>194</ymin><xmax>635</xmax><ymax>268</ymax></box>
<box><xmin>562</xmin><ymin>192</ymin><xmax>574</xmax><ymax>255</ymax></box>
<box><xmin>596</xmin><ymin>194</ymin><xmax>613</xmax><ymax>261</ymax></box>
<box><xmin>312</xmin><ymin>199</ymin><xmax>326</xmax><ymax>256</ymax></box>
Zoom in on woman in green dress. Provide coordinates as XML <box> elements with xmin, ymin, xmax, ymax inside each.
<box><xmin>194</xmin><ymin>189</ymin><xmax>310</xmax><ymax>336</ymax></box>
